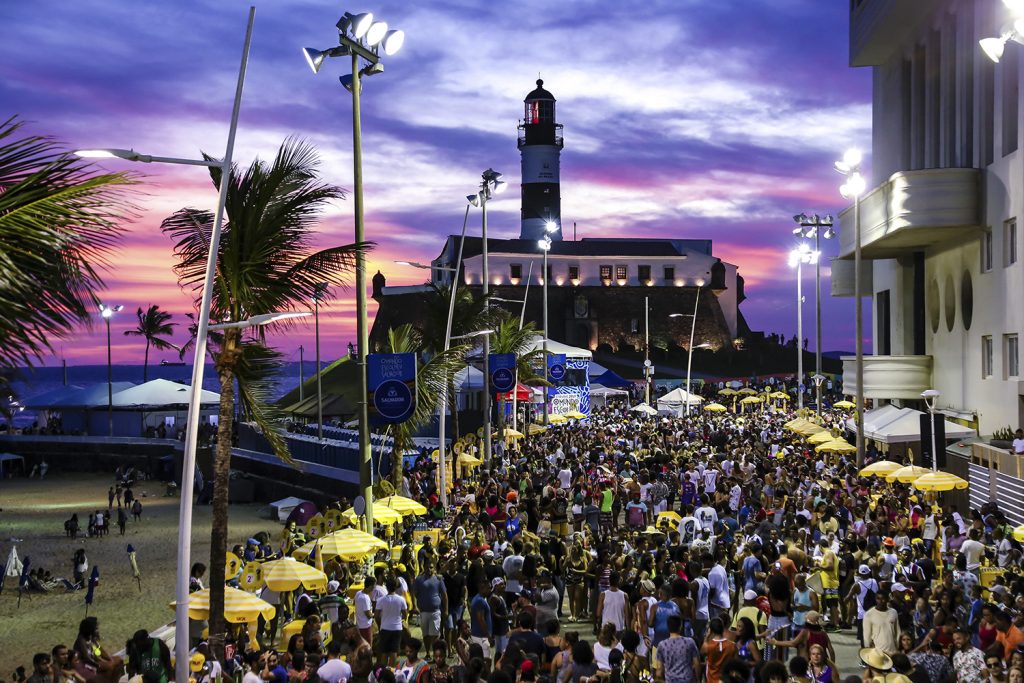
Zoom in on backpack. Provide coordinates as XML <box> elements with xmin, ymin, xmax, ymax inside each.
<box><xmin>862</xmin><ymin>581</ymin><xmax>877</xmax><ymax>611</ymax></box>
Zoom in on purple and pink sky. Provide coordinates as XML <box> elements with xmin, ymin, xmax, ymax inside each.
<box><xmin>2</xmin><ymin>0</ymin><xmax>872</xmax><ymax>366</ymax></box>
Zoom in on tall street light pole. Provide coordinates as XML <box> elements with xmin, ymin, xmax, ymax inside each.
<box><xmin>539</xmin><ymin>220</ymin><xmax>558</xmax><ymax>426</ymax></box>
<box><xmin>836</xmin><ymin>149</ymin><xmax>867</xmax><ymax>466</ymax></box>
<box><xmin>469</xmin><ymin>170</ymin><xmax>505</xmax><ymax>464</ymax></box>
<box><xmin>793</xmin><ymin>213</ymin><xmax>834</xmax><ymax>415</ymax></box>
<box><xmin>670</xmin><ymin>286</ymin><xmax>703</xmax><ymax>417</ymax></box>
<box><xmin>644</xmin><ymin>296</ymin><xmax>651</xmax><ymax>406</ymax></box>
<box><xmin>304</xmin><ymin>10</ymin><xmax>405</xmax><ymax>527</ymax></box>
<box><xmin>99</xmin><ymin>304</ymin><xmax>123</xmax><ymax>436</ymax></box>
<box><xmin>789</xmin><ymin>244</ymin><xmax>818</xmax><ymax>410</ymax></box>
<box><xmin>79</xmin><ymin>8</ymin><xmax>255</xmax><ymax>679</ymax></box>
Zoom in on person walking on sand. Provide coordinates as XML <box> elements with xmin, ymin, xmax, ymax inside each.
<box><xmin>131</xmin><ymin>499</ymin><xmax>142</xmax><ymax>522</ymax></box>
<box><xmin>117</xmin><ymin>507</ymin><xmax>127</xmax><ymax>536</ymax></box>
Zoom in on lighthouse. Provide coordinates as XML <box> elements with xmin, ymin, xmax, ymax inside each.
<box><xmin>518</xmin><ymin>79</ymin><xmax>564</xmax><ymax>242</ymax></box>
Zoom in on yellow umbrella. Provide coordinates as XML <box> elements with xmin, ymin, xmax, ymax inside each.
<box><xmin>295</xmin><ymin>528</ymin><xmax>388</xmax><ymax>561</ymax></box>
<box><xmin>737</xmin><ymin>388</ymin><xmax>758</xmax><ymax>395</ymax></box>
<box><xmin>885</xmin><ymin>464</ymin><xmax>932</xmax><ymax>484</ymax></box>
<box><xmin>564</xmin><ymin>410</ymin><xmax>587</xmax><ymax>420</ymax></box>
<box><xmin>807</xmin><ymin>430</ymin><xmax>834</xmax><ymax>444</ymax></box>
<box><xmin>815</xmin><ymin>439</ymin><xmax>856</xmax><ymax>453</ymax></box>
<box><xmin>796</xmin><ymin>423</ymin><xmax>826</xmax><ymax>436</ymax></box>
<box><xmin>342</xmin><ymin>505</ymin><xmax>402</xmax><ymax>525</ymax></box>
<box><xmin>858</xmin><ymin>460</ymin><xmax>903</xmax><ymax>477</ymax></box>
<box><xmin>547</xmin><ymin>414</ymin><xmax>569</xmax><ymax>424</ymax></box>
<box><xmin>703</xmin><ymin>403</ymin><xmax>727</xmax><ymax>412</ymax></box>
<box><xmin>770</xmin><ymin>391</ymin><xmax>790</xmax><ymax>400</ymax></box>
<box><xmin>457</xmin><ymin>452</ymin><xmax>483</xmax><ymax>467</ymax></box>
<box><xmin>912</xmin><ymin>471</ymin><xmax>968</xmax><ymax>492</ymax></box>
<box><xmin>377</xmin><ymin>495</ymin><xmax>428</xmax><ymax>516</ymax></box>
<box><xmin>527</xmin><ymin>423</ymin><xmax>547</xmax><ymax>435</ymax></box>
<box><xmin>739</xmin><ymin>396</ymin><xmax>762</xmax><ymax>404</ymax></box>
<box><xmin>785</xmin><ymin>418</ymin><xmax>809</xmax><ymax>431</ymax></box>
<box><xmin>494</xmin><ymin>427</ymin><xmax>525</xmax><ymax>439</ymax></box>
<box><xmin>1012</xmin><ymin>525</ymin><xmax>1024</xmax><ymax>542</ymax></box>
<box><xmin>261</xmin><ymin>556</ymin><xmax>328</xmax><ymax>592</ymax></box>
<box><xmin>833</xmin><ymin>400</ymin><xmax>856</xmax><ymax>409</ymax></box>
<box><xmin>718</xmin><ymin>388</ymin><xmax>737</xmax><ymax>396</ymax></box>
<box><xmin>171</xmin><ymin>586</ymin><xmax>275</xmax><ymax>623</ymax></box>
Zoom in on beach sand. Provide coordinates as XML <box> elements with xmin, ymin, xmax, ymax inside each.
<box><xmin>0</xmin><ymin>473</ymin><xmax>272</xmax><ymax>677</ymax></box>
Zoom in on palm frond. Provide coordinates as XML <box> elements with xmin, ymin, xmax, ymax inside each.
<box><xmin>232</xmin><ymin>341</ymin><xmax>291</xmax><ymax>464</ymax></box>
<box><xmin>0</xmin><ymin>116</ymin><xmax>138</xmax><ymax>368</ymax></box>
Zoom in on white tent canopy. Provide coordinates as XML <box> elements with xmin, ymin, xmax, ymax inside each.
<box><xmin>270</xmin><ymin>496</ymin><xmax>309</xmax><ymax>522</ymax></box>
<box><xmin>110</xmin><ymin>378</ymin><xmax>219</xmax><ymax>407</ymax></box>
<box><xmin>522</xmin><ymin>336</ymin><xmax>592</xmax><ymax>360</ymax></box>
<box><xmin>846</xmin><ymin>405</ymin><xmax>977</xmax><ymax>444</ymax></box>
<box><xmin>589</xmin><ymin>384</ymin><xmax>629</xmax><ymax>398</ymax></box>
<box><xmin>630</xmin><ymin>403</ymin><xmax>658</xmax><ymax>415</ymax></box>
<box><xmin>453</xmin><ymin>366</ymin><xmax>485</xmax><ymax>392</ymax></box>
<box><xmin>657</xmin><ymin>387</ymin><xmax>704</xmax><ymax>406</ymax></box>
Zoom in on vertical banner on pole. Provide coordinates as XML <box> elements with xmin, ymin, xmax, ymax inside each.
<box><xmin>368</xmin><ymin>353</ymin><xmax>417</xmax><ymax>425</ymax></box>
<box><xmin>489</xmin><ymin>353</ymin><xmax>517</xmax><ymax>394</ymax></box>
<box><xmin>547</xmin><ymin>354</ymin><xmax>566</xmax><ymax>382</ymax></box>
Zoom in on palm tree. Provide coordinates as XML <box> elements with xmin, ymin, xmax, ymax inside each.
<box><xmin>489</xmin><ymin>314</ymin><xmax>548</xmax><ymax>437</ymax></box>
<box><xmin>374</xmin><ymin>324</ymin><xmax>469</xmax><ymax>488</ymax></box>
<box><xmin>124</xmin><ymin>305</ymin><xmax>178</xmax><ymax>381</ymax></box>
<box><xmin>161</xmin><ymin>138</ymin><xmax>363</xmax><ymax>657</ymax></box>
<box><xmin>0</xmin><ymin>117</ymin><xmax>136</xmax><ymax>370</ymax></box>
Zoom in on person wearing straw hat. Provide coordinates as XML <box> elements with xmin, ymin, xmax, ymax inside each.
<box><xmin>859</xmin><ymin>648</ymin><xmax>893</xmax><ymax>682</ymax></box>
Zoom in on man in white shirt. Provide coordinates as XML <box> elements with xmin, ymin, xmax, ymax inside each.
<box><xmin>375</xmin><ymin>577</ymin><xmax>408</xmax><ymax>667</ymax></box>
<box><xmin>317</xmin><ymin>641</ymin><xmax>352</xmax><ymax>683</ymax></box>
<box><xmin>994</xmin><ymin>528</ymin><xmax>1013</xmax><ymax>568</ymax></box>
<box><xmin>1013</xmin><ymin>428</ymin><xmax>1024</xmax><ymax>454</ymax></box>
<box><xmin>702</xmin><ymin>467</ymin><xmax>718</xmax><ymax>495</ymax></box>
<box><xmin>557</xmin><ymin>465</ymin><xmax>573</xmax><ymax>489</ymax></box>
<box><xmin>354</xmin><ymin>576</ymin><xmax>377</xmax><ymax>647</ymax></box>
<box><xmin>707</xmin><ymin>551</ymin><xmax>731</xmax><ymax>619</ymax></box>
<box><xmin>694</xmin><ymin>496</ymin><xmax>718</xmax><ymax>533</ymax></box>
<box><xmin>959</xmin><ymin>529</ymin><xmax>986</xmax><ymax>573</ymax></box>
<box><xmin>862</xmin><ymin>591</ymin><xmax>898</xmax><ymax>654</ymax></box>
<box><xmin>502</xmin><ymin>541</ymin><xmax>525</xmax><ymax>603</ymax></box>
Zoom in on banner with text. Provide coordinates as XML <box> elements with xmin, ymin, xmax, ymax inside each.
<box><xmin>368</xmin><ymin>352</ymin><xmax>417</xmax><ymax>424</ymax></box>
<box><xmin>489</xmin><ymin>353</ymin><xmax>517</xmax><ymax>394</ymax></box>
<box><xmin>547</xmin><ymin>353</ymin><xmax>567</xmax><ymax>383</ymax></box>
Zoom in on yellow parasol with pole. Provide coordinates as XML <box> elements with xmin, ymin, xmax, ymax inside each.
<box><xmin>564</xmin><ymin>410</ymin><xmax>587</xmax><ymax>420</ymax></box>
<box><xmin>912</xmin><ymin>471</ymin><xmax>969</xmax><ymax>491</ymax></box>
<box><xmin>815</xmin><ymin>439</ymin><xmax>856</xmax><ymax>454</ymax></box>
<box><xmin>858</xmin><ymin>460</ymin><xmax>903</xmax><ymax>477</ymax></box>
<box><xmin>703</xmin><ymin>403</ymin><xmax>727</xmax><ymax>412</ymax></box>
<box><xmin>737</xmin><ymin>387</ymin><xmax>758</xmax><ymax>395</ymax></box>
<box><xmin>342</xmin><ymin>505</ymin><xmax>402</xmax><ymax>526</ymax></box>
<box><xmin>833</xmin><ymin>400</ymin><xmax>856</xmax><ymax>409</ymax></box>
<box><xmin>796</xmin><ymin>423</ymin><xmax>826</xmax><ymax>436</ymax></box>
<box><xmin>261</xmin><ymin>557</ymin><xmax>328</xmax><ymax>592</ymax></box>
<box><xmin>718</xmin><ymin>388</ymin><xmax>737</xmax><ymax>396</ymax></box>
<box><xmin>293</xmin><ymin>528</ymin><xmax>387</xmax><ymax>561</ymax></box>
<box><xmin>376</xmin><ymin>495</ymin><xmax>428</xmax><ymax>516</ymax></box>
<box><xmin>885</xmin><ymin>464</ymin><xmax>932</xmax><ymax>483</ymax></box>
<box><xmin>546</xmin><ymin>414</ymin><xmax>569</xmax><ymax>424</ymax></box>
<box><xmin>170</xmin><ymin>586</ymin><xmax>276</xmax><ymax>623</ymax></box>
<box><xmin>807</xmin><ymin>430</ymin><xmax>834</xmax><ymax>444</ymax></box>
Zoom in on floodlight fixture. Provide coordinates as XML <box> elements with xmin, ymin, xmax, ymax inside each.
<box><xmin>382</xmin><ymin>29</ymin><xmax>405</xmax><ymax>55</ymax></box>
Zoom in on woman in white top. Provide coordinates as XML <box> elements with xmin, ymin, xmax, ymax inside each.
<box><xmin>592</xmin><ymin>624</ymin><xmax>622</xmax><ymax>672</ymax></box>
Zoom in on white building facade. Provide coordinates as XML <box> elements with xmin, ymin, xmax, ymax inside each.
<box><xmin>838</xmin><ymin>0</ymin><xmax>1024</xmax><ymax>432</ymax></box>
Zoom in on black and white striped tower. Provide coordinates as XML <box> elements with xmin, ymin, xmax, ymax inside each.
<box><xmin>518</xmin><ymin>79</ymin><xmax>564</xmax><ymax>241</ymax></box>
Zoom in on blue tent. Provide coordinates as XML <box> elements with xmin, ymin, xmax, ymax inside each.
<box><xmin>592</xmin><ymin>369</ymin><xmax>631</xmax><ymax>388</ymax></box>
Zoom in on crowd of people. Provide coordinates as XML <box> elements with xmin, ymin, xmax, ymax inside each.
<box><xmin>11</xmin><ymin>402</ymin><xmax>1024</xmax><ymax>683</ymax></box>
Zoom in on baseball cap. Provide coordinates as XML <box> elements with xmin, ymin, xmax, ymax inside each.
<box><xmin>743</xmin><ymin>589</ymin><xmax>758</xmax><ymax>601</ymax></box>
<box><xmin>327</xmin><ymin>580</ymin><xmax>340</xmax><ymax>594</ymax></box>
<box><xmin>482</xmin><ymin>550</ymin><xmax>494</xmax><ymax>559</ymax></box>
<box><xmin>189</xmin><ymin>654</ymin><xmax>206</xmax><ymax>673</ymax></box>
<box><xmin>858</xmin><ymin>564</ymin><xmax>871</xmax><ymax>575</ymax></box>
<box><xmin>491</xmin><ymin>577</ymin><xmax>505</xmax><ymax>587</ymax></box>
<box><xmin>883</xmin><ymin>537</ymin><xmax>895</xmax><ymax>547</ymax></box>
<box><xmin>891</xmin><ymin>582</ymin><xmax>910</xmax><ymax>592</ymax></box>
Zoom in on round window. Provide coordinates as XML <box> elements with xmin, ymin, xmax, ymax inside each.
<box><xmin>928</xmin><ymin>279</ymin><xmax>940</xmax><ymax>334</ymax></box>
<box><xmin>961</xmin><ymin>270</ymin><xmax>973</xmax><ymax>331</ymax></box>
<box><xmin>944</xmin><ymin>275</ymin><xmax>956</xmax><ymax>332</ymax></box>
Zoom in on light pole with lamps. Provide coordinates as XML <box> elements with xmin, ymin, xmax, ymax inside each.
<box><xmin>99</xmin><ymin>303</ymin><xmax>123</xmax><ymax>436</ymax></box>
<box><xmin>793</xmin><ymin>213</ymin><xmax>835</xmax><ymax>415</ymax></box>
<box><xmin>77</xmin><ymin>8</ymin><xmax>255</xmax><ymax>676</ymax></box>
<box><xmin>394</xmin><ymin>203</ymin><xmax>473</xmax><ymax>507</ymax></box>
<box><xmin>669</xmin><ymin>284</ymin><xmax>704</xmax><ymax>417</ymax></box>
<box><xmin>538</xmin><ymin>220</ymin><xmax>558</xmax><ymax>425</ymax></box>
<box><xmin>789</xmin><ymin>243</ymin><xmax>819</xmax><ymax>411</ymax></box>
<box><xmin>921</xmin><ymin>389</ymin><xmax>941</xmax><ymax>471</ymax></box>
<box><xmin>468</xmin><ymin>169</ymin><xmax>506</xmax><ymax>463</ymax></box>
<box><xmin>644</xmin><ymin>296</ymin><xmax>651</xmax><ymax>406</ymax></box>
<box><xmin>836</xmin><ymin>149</ymin><xmax>867</xmax><ymax>465</ymax></box>
<box><xmin>303</xmin><ymin>9</ymin><xmax>405</xmax><ymax>528</ymax></box>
